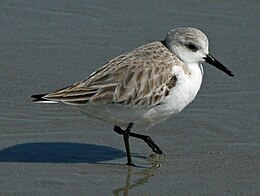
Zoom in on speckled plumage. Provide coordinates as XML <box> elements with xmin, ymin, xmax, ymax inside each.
<box><xmin>32</xmin><ymin>27</ymin><xmax>233</xmax><ymax>129</ymax></box>
<box><xmin>32</xmin><ymin>27</ymin><xmax>234</xmax><ymax>166</ymax></box>
<box><xmin>44</xmin><ymin>41</ymin><xmax>181</xmax><ymax>107</ymax></box>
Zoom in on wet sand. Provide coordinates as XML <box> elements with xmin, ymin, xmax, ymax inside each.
<box><xmin>0</xmin><ymin>0</ymin><xmax>259</xmax><ymax>195</ymax></box>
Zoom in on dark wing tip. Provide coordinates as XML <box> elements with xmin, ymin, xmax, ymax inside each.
<box><xmin>31</xmin><ymin>94</ymin><xmax>47</xmax><ymax>102</ymax></box>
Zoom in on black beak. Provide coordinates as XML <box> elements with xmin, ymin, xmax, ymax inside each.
<box><xmin>203</xmin><ymin>54</ymin><xmax>234</xmax><ymax>77</ymax></box>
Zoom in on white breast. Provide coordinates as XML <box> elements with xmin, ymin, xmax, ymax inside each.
<box><xmin>142</xmin><ymin>63</ymin><xmax>203</xmax><ymax>127</ymax></box>
<box><xmin>168</xmin><ymin>63</ymin><xmax>203</xmax><ymax>112</ymax></box>
<box><xmin>77</xmin><ymin>63</ymin><xmax>203</xmax><ymax>129</ymax></box>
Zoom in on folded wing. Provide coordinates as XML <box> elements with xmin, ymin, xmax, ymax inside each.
<box><xmin>35</xmin><ymin>41</ymin><xmax>179</xmax><ymax>108</ymax></box>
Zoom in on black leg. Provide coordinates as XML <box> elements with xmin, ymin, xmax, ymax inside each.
<box><xmin>124</xmin><ymin>123</ymin><xmax>135</xmax><ymax>166</ymax></box>
<box><xmin>114</xmin><ymin>125</ymin><xmax>164</xmax><ymax>156</ymax></box>
<box><xmin>129</xmin><ymin>132</ymin><xmax>163</xmax><ymax>155</ymax></box>
<box><xmin>114</xmin><ymin>123</ymin><xmax>135</xmax><ymax>166</ymax></box>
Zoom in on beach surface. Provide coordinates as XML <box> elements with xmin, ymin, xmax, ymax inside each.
<box><xmin>0</xmin><ymin>0</ymin><xmax>259</xmax><ymax>195</ymax></box>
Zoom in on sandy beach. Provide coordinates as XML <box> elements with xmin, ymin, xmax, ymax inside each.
<box><xmin>0</xmin><ymin>0</ymin><xmax>259</xmax><ymax>195</ymax></box>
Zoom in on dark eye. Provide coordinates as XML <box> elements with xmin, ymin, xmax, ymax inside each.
<box><xmin>186</xmin><ymin>43</ymin><xmax>198</xmax><ymax>51</ymax></box>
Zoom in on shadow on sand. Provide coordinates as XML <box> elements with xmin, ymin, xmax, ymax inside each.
<box><xmin>0</xmin><ymin>142</ymin><xmax>125</xmax><ymax>163</ymax></box>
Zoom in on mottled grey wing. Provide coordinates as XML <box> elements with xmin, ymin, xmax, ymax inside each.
<box><xmin>43</xmin><ymin>41</ymin><xmax>177</xmax><ymax>107</ymax></box>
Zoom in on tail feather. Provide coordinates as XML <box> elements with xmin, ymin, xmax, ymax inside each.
<box><xmin>31</xmin><ymin>94</ymin><xmax>59</xmax><ymax>103</ymax></box>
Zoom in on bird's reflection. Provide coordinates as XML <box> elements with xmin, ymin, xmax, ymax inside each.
<box><xmin>113</xmin><ymin>154</ymin><xmax>164</xmax><ymax>196</ymax></box>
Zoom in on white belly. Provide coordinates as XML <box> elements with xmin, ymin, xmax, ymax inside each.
<box><xmin>140</xmin><ymin>63</ymin><xmax>203</xmax><ymax>127</ymax></box>
<box><xmin>76</xmin><ymin>64</ymin><xmax>203</xmax><ymax>129</ymax></box>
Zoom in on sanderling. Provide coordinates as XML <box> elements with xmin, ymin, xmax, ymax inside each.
<box><xmin>32</xmin><ymin>27</ymin><xmax>234</xmax><ymax>166</ymax></box>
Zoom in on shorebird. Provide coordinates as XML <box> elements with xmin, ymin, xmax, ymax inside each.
<box><xmin>32</xmin><ymin>27</ymin><xmax>234</xmax><ymax>166</ymax></box>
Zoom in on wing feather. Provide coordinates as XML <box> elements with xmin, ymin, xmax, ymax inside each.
<box><xmin>44</xmin><ymin>41</ymin><xmax>182</xmax><ymax>107</ymax></box>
